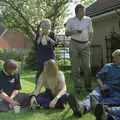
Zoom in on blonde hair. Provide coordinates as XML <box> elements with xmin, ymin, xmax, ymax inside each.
<box><xmin>112</xmin><ymin>49</ymin><xmax>120</xmax><ymax>59</ymax></box>
<box><xmin>43</xmin><ymin>59</ymin><xmax>59</xmax><ymax>79</ymax></box>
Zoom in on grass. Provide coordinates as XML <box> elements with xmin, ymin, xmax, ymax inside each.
<box><xmin>0</xmin><ymin>70</ymin><xmax>96</xmax><ymax>120</ymax></box>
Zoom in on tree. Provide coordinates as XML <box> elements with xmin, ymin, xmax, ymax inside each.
<box><xmin>0</xmin><ymin>0</ymin><xmax>68</xmax><ymax>69</ymax></box>
<box><xmin>0</xmin><ymin>0</ymin><xmax>68</xmax><ymax>41</ymax></box>
<box><xmin>80</xmin><ymin>0</ymin><xmax>96</xmax><ymax>6</ymax></box>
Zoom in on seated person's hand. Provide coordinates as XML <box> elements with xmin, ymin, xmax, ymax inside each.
<box><xmin>9</xmin><ymin>100</ymin><xmax>19</xmax><ymax>108</ymax></box>
<box><xmin>30</xmin><ymin>96</ymin><xmax>38</xmax><ymax>108</ymax></box>
<box><xmin>49</xmin><ymin>98</ymin><xmax>58</xmax><ymax>108</ymax></box>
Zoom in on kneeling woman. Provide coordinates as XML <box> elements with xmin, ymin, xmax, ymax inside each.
<box><xmin>30</xmin><ymin>59</ymin><xmax>81</xmax><ymax>117</ymax></box>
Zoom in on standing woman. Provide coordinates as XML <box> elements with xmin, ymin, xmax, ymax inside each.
<box><xmin>34</xmin><ymin>19</ymin><xmax>57</xmax><ymax>84</ymax></box>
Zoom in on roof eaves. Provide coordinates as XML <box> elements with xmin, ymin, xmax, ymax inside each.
<box><xmin>88</xmin><ymin>5</ymin><xmax>120</xmax><ymax>17</ymax></box>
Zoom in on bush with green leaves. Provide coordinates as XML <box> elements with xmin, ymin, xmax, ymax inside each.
<box><xmin>57</xmin><ymin>59</ymin><xmax>71</xmax><ymax>66</ymax></box>
<box><xmin>1</xmin><ymin>49</ymin><xmax>24</xmax><ymax>61</ymax></box>
<box><xmin>24</xmin><ymin>46</ymin><xmax>36</xmax><ymax>70</ymax></box>
<box><xmin>0</xmin><ymin>48</ymin><xmax>4</xmax><ymax>56</ymax></box>
<box><xmin>57</xmin><ymin>59</ymin><xmax>71</xmax><ymax>70</ymax></box>
<box><xmin>0</xmin><ymin>60</ymin><xmax>4</xmax><ymax>70</ymax></box>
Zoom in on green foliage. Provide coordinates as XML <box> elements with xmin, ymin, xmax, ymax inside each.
<box><xmin>57</xmin><ymin>59</ymin><xmax>71</xmax><ymax>66</ymax></box>
<box><xmin>80</xmin><ymin>0</ymin><xmax>96</xmax><ymax>6</ymax></box>
<box><xmin>24</xmin><ymin>46</ymin><xmax>36</xmax><ymax>70</ymax></box>
<box><xmin>0</xmin><ymin>48</ymin><xmax>4</xmax><ymax>60</ymax></box>
<box><xmin>16</xmin><ymin>61</ymin><xmax>22</xmax><ymax>70</ymax></box>
<box><xmin>0</xmin><ymin>0</ymin><xmax>68</xmax><ymax>41</ymax></box>
<box><xmin>57</xmin><ymin>59</ymin><xmax>71</xmax><ymax>71</ymax></box>
<box><xmin>0</xmin><ymin>0</ymin><xmax>68</xmax><ymax>68</ymax></box>
<box><xmin>1</xmin><ymin>49</ymin><xmax>24</xmax><ymax>61</ymax></box>
<box><xmin>0</xmin><ymin>60</ymin><xmax>4</xmax><ymax>70</ymax></box>
<box><xmin>0</xmin><ymin>48</ymin><xmax>4</xmax><ymax>55</ymax></box>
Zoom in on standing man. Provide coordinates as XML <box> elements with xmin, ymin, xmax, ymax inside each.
<box><xmin>65</xmin><ymin>4</ymin><xmax>93</xmax><ymax>93</ymax></box>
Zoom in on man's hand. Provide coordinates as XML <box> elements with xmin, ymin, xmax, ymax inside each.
<box><xmin>49</xmin><ymin>98</ymin><xmax>58</xmax><ymax>108</ymax></box>
<box><xmin>71</xmin><ymin>30</ymin><xmax>82</xmax><ymax>35</ymax></box>
<box><xmin>76</xmin><ymin>30</ymin><xmax>82</xmax><ymax>34</ymax></box>
<box><xmin>87</xmin><ymin>41</ymin><xmax>91</xmax><ymax>46</ymax></box>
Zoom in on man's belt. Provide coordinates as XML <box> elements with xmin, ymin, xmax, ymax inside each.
<box><xmin>71</xmin><ymin>39</ymin><xmax>88</xmax><ymax>44</ymax></box>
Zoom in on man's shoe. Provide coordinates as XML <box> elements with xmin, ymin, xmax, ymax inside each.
<box><xmin>67</xmin><ymin>94</ymin><xmax>83</xmax><ymax>117</ymax></box>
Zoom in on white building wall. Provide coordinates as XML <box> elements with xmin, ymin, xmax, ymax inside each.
<box><xmin>92</xmin><ymin>12</ymin><xmax>120</xmax><ymax>66</ymax></box>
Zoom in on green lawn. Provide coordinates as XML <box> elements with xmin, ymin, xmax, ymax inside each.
<box><xmin>0</xmin><ymin>70</ymin><xmax>96</xmax><ymax>120</ymax></box>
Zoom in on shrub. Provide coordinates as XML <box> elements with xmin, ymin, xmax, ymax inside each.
<box><xmin>57</xmin><ymin>59</ymin><xmax>71</xmax><ymax>71</ymax></box>
<box><xmin>24</xmin><ymin>46</ymin><xmax>36</xmax><ymax>70</ymax></box>
<box><xmin>1</xmin><ymin>49</ymin><xmax>23</xmax><ymax>61</ymax></box>
<box><xmin>0</xmin><ymin>60</ymin><xmax>4</xmax><ymax>70</ymax></box>
<box><xmin>16</xmin><ymin>61</ymin><xmax>22</xmax><ymax>71</ymax></box>
<box><xmin>0</xmin><ymin>48</ymin><xmax>4</xmax><ymax>55</ymax></box>
<box><xmin>57</xmin><ymin>59</ymin><xmax>71</xmax><ymax>66</ymax></box>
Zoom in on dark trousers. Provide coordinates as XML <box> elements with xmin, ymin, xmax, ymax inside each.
<box><xmin>36</xmin><ymin>89</ymin><xmax>69</xmax><ymax>109</ymax></box>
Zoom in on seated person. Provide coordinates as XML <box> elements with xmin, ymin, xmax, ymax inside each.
<box><xmin>71</xmin><ymin>49</ymin><xmax>120</xmax><ymax>120</ymax></box>
<box><xmin>30</xmin><ymin>59</ymin><xmax>81</xmax><ymax>117</ymax></box>
<box><xmin>0</xmin><ymin>59</ymin><xmax>30</xmax><ymax>112</ymax></box>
